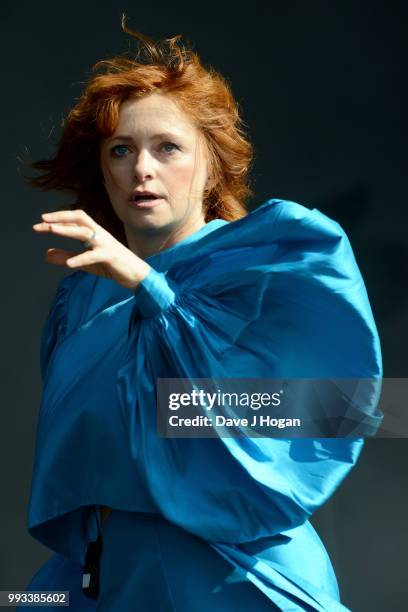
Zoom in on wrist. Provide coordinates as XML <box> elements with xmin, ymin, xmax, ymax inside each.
<box><xmin>127</xmin><ymin>258</ymin><xmax>152</xmax><ymax>290</ymax></box>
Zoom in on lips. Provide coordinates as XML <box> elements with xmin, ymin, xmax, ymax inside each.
<box><xmin>130</xmin><ymin>190</ymin><xmax>162</xmax><ymax>201</ymax></box>
<box><xmin>128</xmin><ymin>191</ymin><xmax>164</xmax><ymax>210</ymax></box>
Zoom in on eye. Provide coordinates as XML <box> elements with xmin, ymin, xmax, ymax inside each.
<box><xmin>160</xmin><ymin>142</ymin><xmax>180</xmax><ymax>155</ymax></box>
<box><xmin>110</xmin><ymin>144</ymin><xmax>130</xmax><ymax>158</ymax></box>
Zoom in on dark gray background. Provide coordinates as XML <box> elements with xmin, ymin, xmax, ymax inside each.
<box><xmin>1</xmin><ymin>1</ymin><xmax>406</xmax><ymax>610</ymax></box>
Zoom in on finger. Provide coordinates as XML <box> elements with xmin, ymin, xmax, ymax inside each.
<box><xmin>65</xmin><ymin>248</ymin><xmax>105</xmax><ymax>268</ymax></box>
<box><xmin>41</xmin><ymin>209</ymin><xmax>93</xmax><ymax>225</ymax></box>
<box><xmin>46</xmin><ymin>247</ymin><xmax>104</xmax><ymax>268</ymax></box>
<box><xmin>33</xmin><ymin>221</ymin><xmax>79</xmax><ymax>230</ymax></box>
<box><xmin>36</xmin><ymin>223</ymin><xmax>96</xmax><ymax>242</ymax></box>
<box><xmin>33</xmin><ymin>222</ymin><xmax>83</xmax><ymax>236</ymax></box>
<box><xmin>45</xmin><ymin>248</ymin><xmax>78</xmax><ymax>266</ymax></box>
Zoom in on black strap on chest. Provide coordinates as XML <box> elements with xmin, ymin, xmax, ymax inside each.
<box><xmin>82</xmin><ymin>506</ymin><xmax>103</xmax><ymax>600</ymax></box>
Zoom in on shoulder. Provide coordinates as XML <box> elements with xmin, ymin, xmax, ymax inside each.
<box><xmin>253</xmin><ymin>198</ymin><xmax>347</xmax><ymax>240</ymax></box>
<box><xmin>48</xmin><ymin>270</ymin><xmax>90</xmax><ymax>324</ymax></box>
<box><xmin>46</xmin><ymin>270</ymin><xmax>87</xmax><ymax>311</ymax></box>
<box><xmin>201</xmin><ymin>198</ymin><xmax>349</xmax><ymax>257</ymax></box>
<box><xmin>56</xmin><ymin>269</ymin><xmax>88</xmax><ymax>293</ymax></box>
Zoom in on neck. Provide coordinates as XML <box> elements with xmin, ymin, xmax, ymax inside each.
<box><xmin>124</xmin><ymin>213</ymin><xmax>207</xmax><ymax>260</ymax></box>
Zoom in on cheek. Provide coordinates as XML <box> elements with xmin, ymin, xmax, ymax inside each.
<box><xmin>103</xmin><ymin>162</ymin><xmax>131</xmax><ymax>194</ymax></box>
<box><xmin>170</xmin><ymin>159</ymin><xmax>201</xmax><ymax>189</ymax></box>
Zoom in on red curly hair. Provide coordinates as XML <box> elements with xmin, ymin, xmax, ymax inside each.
<box><xmin>25</xmin><ymin>15</ymin><xmax>254</xmax><ymax>246</ymax></box>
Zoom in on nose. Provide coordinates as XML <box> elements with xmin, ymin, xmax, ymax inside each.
<box><xmin>133</xmin><ymin>149</ymin><xmax>155</xmax><ymax>182</ymax></box>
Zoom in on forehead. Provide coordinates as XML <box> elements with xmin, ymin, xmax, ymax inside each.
<box><xmin>114</xmin><ymin>93</ymin><xmax>196</xmax><ymax>135</ymax></box>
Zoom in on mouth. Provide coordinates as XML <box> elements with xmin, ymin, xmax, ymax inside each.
<box><xmin>128</xmin><ymin>194</ymin><xmax>165</xmax><ymax>209</ymax></box>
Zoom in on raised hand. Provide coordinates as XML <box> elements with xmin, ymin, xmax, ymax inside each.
<box><xmin>32</xmin><ymin>209</ymin><xmax>151</xmax><ymax>290</ymax></box>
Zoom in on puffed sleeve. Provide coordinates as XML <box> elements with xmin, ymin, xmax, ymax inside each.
<box><xmin>116</xmin><ymin>198</ymin><xmax>383</xmax><ymax>543</ymax></box>
<box><xmin>39</xmin><ymin>271</ymin><xmax>85</xmax><ymax>384</ymax></box>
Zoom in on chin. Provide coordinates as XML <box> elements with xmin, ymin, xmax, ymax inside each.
<box><xmin>128</xmin><ymin>214</ymin><xmax>177</xmax><ymax>235</ymax></box>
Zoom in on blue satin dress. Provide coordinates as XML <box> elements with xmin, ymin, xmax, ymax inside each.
<box><xmin>20</xmin><ymin>198</ymin><xmax>383</xmax><ymax>611</ymax></box>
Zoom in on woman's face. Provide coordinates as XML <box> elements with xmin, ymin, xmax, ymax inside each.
<box><xmin>100</xmin><ymin>92</ymin><xmax>210</xmax><ymax>247</ymax></box>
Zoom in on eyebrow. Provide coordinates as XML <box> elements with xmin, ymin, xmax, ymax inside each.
<box><xmin>106</xmin><ymin>132</ymin><xmax>184</xmax><ymax>143</ymax></box>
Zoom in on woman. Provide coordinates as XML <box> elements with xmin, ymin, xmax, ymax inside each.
<box><xmin>20</xmin><ymin>16</ymin><xmax>382</xmax><ymax>612</ymax></box>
